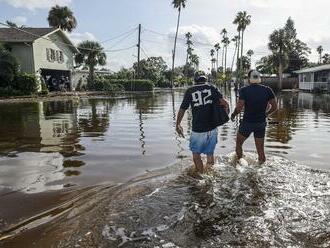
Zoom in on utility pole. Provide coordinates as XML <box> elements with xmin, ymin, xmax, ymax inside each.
<box><xmin>136</xmin><ymin>24</ymin><xmax>141</xmax><ymax>79</ymax></box>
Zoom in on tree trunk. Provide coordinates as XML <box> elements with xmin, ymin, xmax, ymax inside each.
<box><xmin>278</xmin><ymin>63</ymin><xmax>283</xmax><ymax>90</ymax></box>
<box><xmin>236</xmin><ymin>32</ymin><xmax>241</xmax><ymax>86</ymax></box>
<box><xmin>216</xmin><ymin>50</ymin><xmax>219</xmax><ymax>71</ymax></box>
<box><xmin>240</xmin><ymin>30</ymin><xmax>244</xmax><ymax>75</ymax></box>
<box><xmin>231</xmin><ymin>41</ymin><xmax>238</xmax><ymax>72</ymax></box>
<box><xmin>221</xmin><ymin>46</ymin><xmax>225</xmax><ymax>72</ymax></box>
<box><xmin>89</xmin><ymin>65</ymin><xmax>95</xmax><ymax>85</ymax></box>
<box><xmin>171</xmin><ymin>7</ymin><xmax>181</xmax><ymax>88</ymax></box>
<box><xmin>224</xmin><ymin>45</ymin><xmax>228</xmax><ymax>76</ymax></box>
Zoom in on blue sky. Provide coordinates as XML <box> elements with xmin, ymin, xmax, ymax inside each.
<box><xmin>1</xmin><ymin>0</ymin><xmax>330</xmax><ymax>71</ymax></box>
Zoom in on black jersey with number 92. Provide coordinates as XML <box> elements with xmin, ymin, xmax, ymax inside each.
<box><xmin>180</xmin><ymin>83</ymin><xmax>223</xmax><ymax>133</ymax></box>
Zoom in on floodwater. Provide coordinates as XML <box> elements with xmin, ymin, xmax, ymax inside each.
<box><xmin>0</xmin><ymin>89</ymin><xmax>330</xmax><ymax>247</ymax></box>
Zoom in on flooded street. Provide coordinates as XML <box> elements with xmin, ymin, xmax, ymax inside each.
<box><xmin>0</xmin><ymin>89</ymin><xmax>330</xmax><ymax>247</ymax></box>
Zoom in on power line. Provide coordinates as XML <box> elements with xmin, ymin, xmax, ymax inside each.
<box><xmin>100</xmin><ymin>27</ymin><xmax>138</xmax><ymax>44</ymax></box>
<box><xmin>0</xmin><ymin>22</ymin><xmax>136</xmax><ymax>53</ymax></box>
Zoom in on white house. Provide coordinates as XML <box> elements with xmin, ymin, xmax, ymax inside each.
<box><xmin>0</xmin><ymin>27</ymin><xmax>78</xmax><ymax>90</ymax></box>
<box><xmin>294</xmin><ymin>64</ymin><xmax>330</xmax><ymax>92</ymax></box>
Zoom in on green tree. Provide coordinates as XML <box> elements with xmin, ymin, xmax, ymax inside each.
<box><xmin>133</xmin><ymin>56</ymin><xmax>168</xmax><ymax>85</ymax></box>
<box><xmin>284</xmin><ymin>18</ymin><xmax>310</xmax><ymax>72</ymax></box>
<box><xmin>268</xmin><ymin>28</ymin><xmax>290</xmax><ymax>89</ymax></box>
<box><xmin>233</xmin><ymin>11</ymin><xmax>251</xmax><ymax>75</ymax></box>
<box><xmin>214</xmin><ymin>43</ymin><xmax>221</xmax><ymax>70</ymax></box>
<box><xmin>222</xmin><ymin>36</ymin><xmax>230</xmax><ymax>73</ymax></box>
<box><xmin>256</xmin><ymin>55</ymin><xmax>277</xmax><ymax>75</ymax></box>
<box><xmin>0</xmin><ymin>43</ymin><xmax>19</xmax><ymax>87</ymax></box>
<box><xmin>185</xmin><ymin>32</ymin><xmax>193</xmax><ymax>64</ymax></box>
<box><xmin>237</xmin><ymin>56</ymin><xmax>251</xmax><ymax>73</ymax></box>
<box><xmin>322</xmin><ymin>53</ymin><xmax>330</xmax><ymax>64</ymax></box>
<box><xmin>317</xmin><ymin>46</ymin><xmax>324</xmax><ymax>64</ymax></box>
<box><xmin>47</xmin><ymin>5</ymin><xmax>77</xmax><ymax>32</ymax></box>
<box><xmin>171</xmin><ymin>0</ymin><xmax>187</xmax><ymax>87</ymax></box>
<box><xmin>190</xmin><ymin>54</ymin><xmax>199</xmax><ymax>70</ymax></box>
<box><xmin>220</xmin><ymin>28</ymin><xmax>227</xmax><ymax>70</ymax></box>
<box><xmin>75</xmin><ymin>41</ymin><xmax>106</xmax><ymax>85</ymax></box>
<box><xmin>247</xmin><ymin>49</ymin><xmax>254</xmax><ymax>68</ymax></box>
<box><xmin>210</xmin><ymin>49</ymin><xmax>215</xmax><ymax>70</ymax></box>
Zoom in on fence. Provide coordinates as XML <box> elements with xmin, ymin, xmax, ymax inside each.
<box><xmin>261</xmin><ymin>77</ymin><xmax>298</xmax><ymax>91</ymax></box>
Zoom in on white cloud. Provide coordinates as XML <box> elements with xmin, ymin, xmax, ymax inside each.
<box><xmin>1</xmin><ymin>0</ymin><xmax>72</xmax><ymax>10</ymax></box>
<box><xmin>68</xmin><ymin>32</ymin><xmax>97</xmax><ymax>45</ymax></box>
<box><xmin>11</xmin><ymin>16</ymin><xmax>27</xmax><ymax>26</ymax></box>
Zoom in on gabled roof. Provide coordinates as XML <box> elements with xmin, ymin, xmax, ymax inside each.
<box><xmin>0</xmin><ymin>27</ymin><xmax>56</xmax><ymax>42</ymax></box>
<box><xmin>0</xmin><ymin>27</ymin><xmax>78</xmax><ymax>53</ymax></box>
<box><xmin>294</xmin><ymin>64</ymin><xmax>330</xmax><ymax>74</ymax></box>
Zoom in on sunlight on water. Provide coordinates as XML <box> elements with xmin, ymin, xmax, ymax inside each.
<box><xmin>96</xmin><ymin>153</ymin><xmax>330</xmax><ymax>247</ymax></box>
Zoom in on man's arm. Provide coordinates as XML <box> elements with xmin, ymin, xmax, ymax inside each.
<box><xmin>220</xmin><ymin>98</ymin><xmax>230</xmax><ymax>113</ymax></box>
<box><xmin>266</xmin><ymin>98</ymin><xmax>278</xmax><ymax>117</ymax></box>
<box><xmin>176</xmin><ymin>108</ymin><xmax>186</xmax><ymax>138</ymax></box>
<box><xmin>231</xmin><ymin>99</ymin><xmax>245</xmax><ymax>121</ymax></box>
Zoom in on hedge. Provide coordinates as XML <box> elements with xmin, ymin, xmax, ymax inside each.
<box><xmin>88</xmin><ymin>78</ymin><xmax>154</xmax><ymax>92</ymax></box>
<box><xmin>111</xmin><ymin>79</ymin><xmax>154</xmax><ymax>91</ymax></box>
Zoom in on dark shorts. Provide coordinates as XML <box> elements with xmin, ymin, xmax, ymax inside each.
<box><xmin>239</xmin><ymin>121</ymin><xmax>267</xmax><ymax>139</ymax></box>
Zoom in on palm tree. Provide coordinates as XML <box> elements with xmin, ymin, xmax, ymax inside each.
<box><xmin>317</xmin><ymin>45</ymin><xmax>323</xmax><ymax>64</ymax></box>
<box><xmin>220</xmin><ymin>28</ymin><xmax>227</xmax><ymax>70</ymax></box>
<box><xmin>171</xmin><ymin>0</ymin><xmax>187</xmax><ymax>87</ymax></box>
<box><xmin>214</xmin><ymin>43</ymin><xmax>221</xmax><ymax>71</ymax></box>
<box><xmin>210</xmin><ymin>49</ymin><xmax>215</xmax><ymax>70</ymax></box>
<box><xmin>234</xmin><ymin>11</ymin><xmax>251</xmax><ymax>76</ymax></box>
<box><xmin>231</xmin><ymin>35</ymin><xmax>239</xmax><ymax>72</ymax></box>
<box><xmin>75</xmin><ymin>41</ymin><xmax>107</xmax><ymax>85</ymax></box>
<box><xmin>48</xmin><ymin>5</ymin><xmax>77</xmax><ymax>32</ymax></box>
<box><xmin>268</xmin><ymin>29</ymin><xmax>289</xmax><ymax>89</ymax></box>
<box><xmin>190</xmin><ymin>54</ymin><xmax>199</xmax><ymax>70</ymax></box>
<box><xmin>247</xmin><ymin>49</ymin><xmax>254</xmax><ymax>67</ymax></box>
<box><xmin>185</xmin><ymin>32</ymin><xmax>193</xmax><ymax>64</ymax></box>
<box><xmin>222</xmin><ymin>36</ymin><xmax>230</xmax><ymax>73</ymax></box>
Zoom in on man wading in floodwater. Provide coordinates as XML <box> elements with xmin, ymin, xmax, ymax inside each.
<box><xmin>231</xmin><ymin>70</ymin><xmax>278</xmax><ymax>164</ymax></box>
<box><xmin>176</xmin><ymin>71</ymin><xmax>229</xmax><ymax>173</ymax></box>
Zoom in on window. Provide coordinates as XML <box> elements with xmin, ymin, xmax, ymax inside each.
<box><xmin>58</xmin><ymin>51</ymin><xmax>64</xmax><ymax>63</ymax></box>
<box><xmin>46</xmin><ymin>48</ymin><xmax>64</xmax><ymax>63</ymax></box>
<box><xmin>50</xmin><ymin>49</ymin><xmax>56</xmax><ymax>62</ymax></box>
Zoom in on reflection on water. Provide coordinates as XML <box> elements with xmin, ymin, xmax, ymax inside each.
<box><xmin>1</xmin><ymin>90</ymin><xmax>330</xmax><ymax>246</ymax></box>
<box><xmin>0</xmin><ymin>91</ymin><xmax>330</xmax><ymax>194</ymax></box>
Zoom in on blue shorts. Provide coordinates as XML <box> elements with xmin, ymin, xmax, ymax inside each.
<box><xmin>239</xmin><ymin>121</ymin><xmax>267</xmax><ymax>138</ymax></box>
<box><xmin>189</xmin><ymin>128</ymin><xmax>218</xmax><ymax>155</ymax></box>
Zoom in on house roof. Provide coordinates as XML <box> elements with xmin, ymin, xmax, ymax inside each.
<box><xmin>0</xmin><ymin>27</ymin><xmax>56</xmax><ymax>42</ymax></box>
<box><xmin>0</xmin><ymin>27</ymin><xmax>78</xmax><ymax>53</ymax></box>
<box><xmin>294</xmin><ymin>64</ymin><xmax>330</xmax><ymax>74</ymax></box>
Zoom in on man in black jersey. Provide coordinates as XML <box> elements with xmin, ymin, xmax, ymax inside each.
<box><xmin>176</xmin><ymin>71</ymin><xmax>229</xmax><ymax>173</ymax></box>
<box><xmin>231</xmin><ymin>70</ymin><xmax>278</xmax><ymax>164</ymax></box>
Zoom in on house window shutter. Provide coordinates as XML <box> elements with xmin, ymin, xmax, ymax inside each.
<box><xmin>56</xmin><ymin>50</ymin><xmax>60</xmax><ymax>62</ymax></box>
<box><xmin>46</xmin><ymin>48</ymin><xmax>50</xmax><ymax>61</ymax></box>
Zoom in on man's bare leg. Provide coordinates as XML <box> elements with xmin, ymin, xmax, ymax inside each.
<box><xmin>193</xmin><ymin>153</ymin><xmax>204</xmax><ymax>173</ymax></box>
<box><xmin>205</xmin><ymin>154</ymin><xmax>215</xmax><ymax>170</ymax></box>
<box><xmin>236</xmin><ymin>133</ymin><xmax>247</xmax><ymax>160</ymax></box>
<box><xmin>254</xmin><ymin>137</ymin><xmax>266</xmax><ymax>164</ymax></box>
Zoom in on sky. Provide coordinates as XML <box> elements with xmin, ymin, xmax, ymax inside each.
<box><xmin>1</xmin><ymin>0</ymin><xmax>330</xmax><ymax>72</ymax></box>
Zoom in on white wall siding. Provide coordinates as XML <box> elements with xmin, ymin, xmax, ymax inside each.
<box><xmin>10</xmin><ymin>43</ymin><xmax>35</xmax><ymax>73</ymax></box>
<box><xmin>299</xmin><ymin>82</ymin><xmax>328</xmax><ymax>91</ymax></box>
<box><xmin>33</xmin><ymin>32</ymin><xmax>74</xmax><ymax>73</ymax></box>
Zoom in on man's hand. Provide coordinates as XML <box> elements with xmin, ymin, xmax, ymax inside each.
<box><xmin>176</xmin><ymin>125</ymin><xmax>185</xmax><ymax>138</ymax></box>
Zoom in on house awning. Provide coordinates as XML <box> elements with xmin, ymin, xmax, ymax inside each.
<box><xmin>294</xmin><ymin>64</ymin><xmax>330</xmax><ymax>74</ymax></box>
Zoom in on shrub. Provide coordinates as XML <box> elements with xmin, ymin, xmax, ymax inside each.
<box><xmin>13</xmin><ymin>73</ymin><xmax>38</xmax><ymax>95</ymax></box>
<box><xmin>0</xmin><ymin>87</ymin><xmax>23</xmax><ymax>97</ymax></box>
<box><xmin>0</xmin><ymin>49</ymin><xmax>19</xmax><ymax>87</ymax></box>
<box><xmin>40</xmin><ymin>80</ymin><xmax>49</xmax><ymax>95</ymax></box>
<box><xmin>111</xmin><ymin>79</ymin><xmax>154</xmax><ymax>91</ymax></box>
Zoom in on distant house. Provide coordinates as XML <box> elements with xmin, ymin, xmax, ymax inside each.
<box><xmin>0</xmin><ymin>27</ymin><xmax>78</xmax><ymax>91</ymax></box>
<box><xmin>294</xmin><ymin>64</ymin><xmax>330</xmax><ymax>92</ymax></box>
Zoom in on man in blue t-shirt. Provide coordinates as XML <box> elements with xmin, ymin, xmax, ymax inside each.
<box><xmin>176</xmin><ymin>71</ymin><xmax>229</xmax><ymax>173</ymax></box>
<box><xmin>231</xmin><ymin>70</ymin><xmax>278</xmax><ymax>164</ymax></box>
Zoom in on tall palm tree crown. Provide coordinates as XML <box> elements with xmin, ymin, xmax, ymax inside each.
<box><xmin>75</xmin><ymin>41</ymin><xmax>106</xmax><ymax>83</ymax></box>
<box><xmin>48</xmin><ymin>5</ymin><xmax>77</xmax><ymax>32</ymax></box>
<box><xmin>317</xmin><ymin>45</ymin><xmax>323</xmax><ymax>64</ymax></box>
